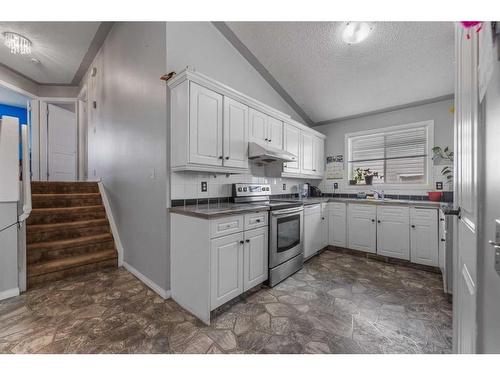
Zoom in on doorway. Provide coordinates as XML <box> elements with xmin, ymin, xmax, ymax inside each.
<box><xmin>46</xmin><ymin>102</ymin><xmax>77</xmax><ymax>181</ymax></box>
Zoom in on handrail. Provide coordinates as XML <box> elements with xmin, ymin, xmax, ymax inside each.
<box><xmin>18</xmin><ymin>124</ymin><xmax>31</xmax><ymax>222</ymax></box>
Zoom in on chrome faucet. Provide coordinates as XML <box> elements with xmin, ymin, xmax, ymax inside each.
<box><xmin>370</xmin><ymin>189</ymin><xmax>385</xmax><ymax>199</ymax></box>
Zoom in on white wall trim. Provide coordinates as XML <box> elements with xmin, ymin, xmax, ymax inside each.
<box><xmin>0</xmin><ymin>287</ymin><xmax>19</xmax><ymax>301</ymax></box>
<box><xmin>97</xmin><ymin>181</ymin><xmax>124</xmax><ymax>266</ymax></box>
<box><xmin>122</xmin><ymin>261</ymin><xmax>171</xmax><ymax>299</ymax></box>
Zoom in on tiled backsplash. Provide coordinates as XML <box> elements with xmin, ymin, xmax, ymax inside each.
<box><xmin>170</xmin><ymin>164</ymin><xmax>314</xmax><ymax>201</ymax></box>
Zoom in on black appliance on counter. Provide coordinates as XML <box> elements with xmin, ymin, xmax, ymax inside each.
<box><xmin>309</xmin><ymin>185</ymin><xmax>322</xmax><ymax>197</ymax></box>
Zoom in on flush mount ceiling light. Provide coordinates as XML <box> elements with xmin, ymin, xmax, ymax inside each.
<box><xmin>2</xmin><ymin>32</ymin><xmax>32</xmax><ymax>55</ymax></box>
<box><xmin>342</xmin><ymin>22</ymin><xmax>373</xmax><ymax>44</ymax></box>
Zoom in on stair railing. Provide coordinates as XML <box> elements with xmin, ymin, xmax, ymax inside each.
<box><xmin>18</xmin><ymin>124</ymin><xmax>32</xmax><ymax>222</ymax></box>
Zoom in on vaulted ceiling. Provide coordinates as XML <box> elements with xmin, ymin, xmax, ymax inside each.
<box><xmin>0</xmin><ymin>22</ymin><xmax>103</xmax><ymax>85</ymax></box>
<box><xmin>225</xmin><ymin>22</ymin><xmax>455</xmax><ymax>124</ymax></box>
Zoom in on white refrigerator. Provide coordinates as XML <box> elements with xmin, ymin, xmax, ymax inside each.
<box><xmin>0</xmin><ymin>116</ymin><xmax>31</xmax><ymax>300</ymax></box>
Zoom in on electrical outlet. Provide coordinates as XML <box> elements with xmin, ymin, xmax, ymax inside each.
<box><xmin>334</xmin><ymin>182</ymin><xmax>338</xmax><ymax>189</ymax></box>
<box><xmin>201</xmin><ymin>181</ymin><xmax>207</xmax><ymax>192</ymax></box>
<box><xmin>436</xmin><ymin>182</ymin><xmax>443</xmax><ymax>190</ymax></box>
<box><xmin>282</xmin><ymin>183</ymin><xmax>286</xmax><ymax>191</ymax></box>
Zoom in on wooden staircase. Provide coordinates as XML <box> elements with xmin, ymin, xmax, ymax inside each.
<box><xmin>26</xmin><ymin>181</ymin><xmax>118</xmax><ymax>288</ymax></box>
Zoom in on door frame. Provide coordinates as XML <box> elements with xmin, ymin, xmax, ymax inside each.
<box><xmin>39</xmin><ymin>98</ymin><xmax>79</xmax><ymax>181</ymax></box>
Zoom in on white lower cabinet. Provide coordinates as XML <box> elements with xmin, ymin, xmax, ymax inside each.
<box><xmin>328</xmin><ymin>202</ymin><xmax>347</xmax><ymax>247</ymax></box>
<box><xmin>321</xmin><ymin>203</ymin><xmax>329</xmax><ymax>249</ymax></box>
<box><xmin>243</xmin><ymin>227</ymin><xmax>268</xmax><ymax>291</ymax></box>
<box><xmin>410</xmin><ymin>208</ymin><xmax>439</xmax><ymax>266</ymax></box>
<box><xmin>304</xmin><ymin>204</ymin><xmax>323</xmax><ymax>259</ymax></box>
<box><xmin>376</xmin><ymin>206</ymin><xmax>410</xmax><ymax>260</ymax></box>
<box><xmin>210</xmin><ymin>232</ymin><xmax>244</xmax><ymax>309</ymax></box>
<box><xmin>348</xmin><ymin>204</ymin><xmax>377</xmax><ymax>253</ymax></box>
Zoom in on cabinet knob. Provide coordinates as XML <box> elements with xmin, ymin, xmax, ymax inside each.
<box><xmin>313</xmin><ymin>169</ymin><xmax>317</xmax><ymax>171</ymax></box>
<box><xmin>239</xmin><ymin>240</ymin><xmax>244</xmax><ymax>244</ymax></box>
<box><xmin>245</xmin><ymin>239</ymin><xmax>250</xmax><ymax>243</ymax></box>
<box><xmin>371</xmin><ymin>219</ymin><xmax>375</xmax><ymax>223</ymax></box>
<box><xmin>219</xmin><ymin>156</ymin><xmax>223</xmax><ymax>159</ymax></box>
<box><xmin>411</xmin><ymin>225</ymin><xmax>416</xmax><ymax>228</ymax></box>
<box><xmin>268</xmin><ymin>139</ymin><xmax>272</xmax><ymax>142</ymax></box>
<box><xmin>377</xmin><ymin>220</ymin><xmax>381</xmax><ymax>223</ymax></box>
<box><xmin>265</xmin><ymin>138</ymin><xmax>269</xmax><ymax>141</ymax></box>
<box><xmin>441</xmin><ymin>238</ymin><xmax>446</xmax><ymax>242</ymax></box>
<box><xmin>256</xmin><ymin>219</ymin><xmax>261</xmax><ymax>223</ymax></box>
<box><xmin>225</xmin><ymin>156</ymin><xmax>229</xmax><ymax>160</ymax></box>
<box><xmin>322</xmin><ymin>217</ymin><xmax>325</xmax><ymax>220</ymax></box>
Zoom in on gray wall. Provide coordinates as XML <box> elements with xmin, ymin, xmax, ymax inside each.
<box><xmin>478</xmin><ymin>42</ymin><xmax>500</xmax><ymax>353</ymax></box>
<box><xmin>85</xmin><ymin>22</ymin><xmax>169</xmax><ymax>291</ymax></box>
<box><xmin>166</xmin><ymin>22</ymin><xmax>302</xmax><ymax>122</ymax></box>
<box><xmin>314</xmin><ymin>99</ymin><xmax>454</xmax><ymax>194</ymax></box>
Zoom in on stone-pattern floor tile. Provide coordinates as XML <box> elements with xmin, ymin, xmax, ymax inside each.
<box><xmin>0</xmin><ymin>250</ymin><xmax>452</xmax><ymax>354</ymax></box>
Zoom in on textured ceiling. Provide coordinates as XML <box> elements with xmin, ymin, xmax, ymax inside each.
<box><xmin>225</xmin><ymin>22</ymin><xmax>455</xmax><ymax>123</ymax></box>
<box><xmin>0</xmin><ymin>85</ymin><xmax>29</xmax><ymax>108</ymax></box>
<box><xmin>0</xmin><ymin>22</ymin><xmax>101</xmax><ymax>84</ymax></box>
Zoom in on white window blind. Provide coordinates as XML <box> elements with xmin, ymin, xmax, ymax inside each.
<box><xmin>347</xmin><ymin>123</ymin><xmax>431</xmax><ymax>185</ymax></box>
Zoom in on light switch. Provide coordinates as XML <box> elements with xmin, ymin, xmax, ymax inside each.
<box><xmin>282</xmin><ymin>183</ymin><xmax>286</xmax><ymax>191</ymax></box>
<box><xmin>201</xmin><ymin>181</ymin><xmax>207</xmax><ymax>192</ymax></box>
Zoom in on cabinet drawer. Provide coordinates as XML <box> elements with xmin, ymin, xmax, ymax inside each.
<box><xmin>327</xmin><ymin>202</ymin><xmax>346</xmax><ymax>212</ymax></box>
<box><xmin>210</xmin><ymin>215</ymin><xmax>244</xmax><ymax>238</ymax></box>
<box><xmin>244</xmin><ymin>211</ymin><xmax>268</xmax><ymax>230</ymax></box>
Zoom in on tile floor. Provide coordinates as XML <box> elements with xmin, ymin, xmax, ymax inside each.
<box><xmin>0</xmin><ymin>250</ymin><xmax>452</xmax><ymax>354</ymax></box>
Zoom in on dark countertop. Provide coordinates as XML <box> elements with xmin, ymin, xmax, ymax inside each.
<box><xmin>169</xmin><ymin>203</ymin><xmax>270</xmax><ymax>219</ymax></box>
<box><xmin>273</xmin><ymin>197</ymin><xmax>451</xmax><ymax>209</ymax></box>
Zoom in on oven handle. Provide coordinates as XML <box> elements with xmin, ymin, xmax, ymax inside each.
<box><xmin>271</xmin><ymin>207</ymin><xmax>303</xmax><ymax>216</ymax></box>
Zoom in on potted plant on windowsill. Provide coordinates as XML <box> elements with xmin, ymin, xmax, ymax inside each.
<box><xmin>349</xmin><ymin>168</ymin><xmax>364</xmax><ymax>185</ymax></box>
<box><xmin>363</xmin><ymin>169</ymin><xmax>379</xmax><ymax>185</ymax></box>
<box><xmin>432</xmin><ymin>145</ymin><xmax>454</xmax><ymax>188</ymax></box>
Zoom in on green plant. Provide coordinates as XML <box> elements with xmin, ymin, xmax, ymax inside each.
<box><xmin>432</xmin><ymin>146</ymin><xmax>454</xmax><ymax>184</ymax></box>
<box><xmin>353</xmin><ymin>168</ymin><xmax>379</xmax><ymax>183</ymax></box>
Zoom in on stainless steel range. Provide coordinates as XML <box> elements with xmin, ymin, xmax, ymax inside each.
<box><xmin>232</xmin><ymin>183</ymin><xmax>304</xmax><ymax>286</ymax></box>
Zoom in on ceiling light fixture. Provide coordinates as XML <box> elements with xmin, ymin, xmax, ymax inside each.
<box><xmin>342</xmin><ymin>22</ymin><xmax>373</xmax><ymax>44</ymax></box>
<box><xmin>2</xmin><ymin>32</ymin><xmax>32</xmax><ymax>55</ymax></box>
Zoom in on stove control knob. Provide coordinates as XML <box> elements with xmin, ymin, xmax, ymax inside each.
<box><xmin>243</xmin><ymin>187</ymin><xmax>247</xmax><ymax>192</ymax></box>
<box><xmin>237</xmin><ymin>187</ymin><xmax>242</xmax><ymax>192</ymax></box>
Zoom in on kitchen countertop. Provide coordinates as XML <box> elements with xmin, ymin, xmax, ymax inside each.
<box><xmin>274</xmin><ymin>197</ymin><xmax>451</xmax><ymax>209</ymax></box>
<box><xmin>169</xmin><ymin>203</ymin><xmax>270</xmax><ymax>219</ymax></box>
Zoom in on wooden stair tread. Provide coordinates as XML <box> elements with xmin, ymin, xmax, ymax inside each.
<box><xmin>28</xmin><ymin>233</ymin><xmax>113</xmax><ymax>251</ymax></box>
<box><xmin>32</xmin><ymin>193</ymin><xmax>101</xmax><ymax>198</ymax></box>
<box><xmin>30</xmin><ymin>205</ymin><xmax>104</xmax><ymax>214</ymax></box>
<box><xmin>28</xmin><ymin>249</ymin><xmax>117</xmax><ymax>276</ymax></box>
<box><xmin>27</xmin><ymin>219</ymin><xmax>109</xmax><ymax>233</ymax></box>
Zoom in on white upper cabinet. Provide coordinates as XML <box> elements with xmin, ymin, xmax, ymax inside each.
<box><xmin>376</xmin><ymin>206</ymin><xmax>410</xmax><ymax>260</ymax></box>
<box><xmin>283</xmin><ymin>123</ymin><xmax>301</xmax><ymax>173</ymax></box>
<box><xmin>249</xmin><ymin>108</ymin><xmax>268</xmax><ymax>143</ymax></box>
<box><xmin>189</xmin><ymin>82</ymin><xmax>224</xmax><ymax>167</ymax></box>
<box><xmin>301</xmin><ymin>131</ymin><xmax>315</xmax><ymax>175</ymax></box>
<box><xmin>348</xmin><ymin>204</ymin><xmax>377</xmax><ymax>253</ymax></box>
<box><xmin>410</xmin><ymin>208</ymin><xmax>439</xmax><ymax>266</ymax></box>
<box><xmin>267</xmin><ymin>116</ymin><xmax>283</xmax><ymax>149</ymax></box>
<box><xmin>314</xmin><ymin>136</ymin><xmax>325</xmax><ymax>177</ymax></box>
<box><xmin>223</xmin><ymin>97</ymin><xmax>249</xmax><ymax>169</ymax></box>
<box><xmin>249</xmin><ymin>108</ymin><xmax>283</xmax><ymax>149</ymax></box>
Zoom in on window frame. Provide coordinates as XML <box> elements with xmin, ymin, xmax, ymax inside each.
<box><xmin>344</xmin><ymin>120</ymin><xmax>435</xmax><ymax>190</ymax></box>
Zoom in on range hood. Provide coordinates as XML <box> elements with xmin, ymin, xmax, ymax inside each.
<box><xmin>248</xmin><ymin>141</ymin><xmax>297</xmax><ymax>163</ymax></box>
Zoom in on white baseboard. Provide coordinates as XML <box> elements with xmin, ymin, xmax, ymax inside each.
<box><xmin>0</xmin><ymin>287</ymin><xmax>19</xmax><ymax>301</ymax></box>
<box><xmin>122</xmin><ymin>262</ymin><xmax>171</xmax><ymax>299</ymax></box>
<box><xmin>98</xmin><ymin>182</ymin><xmax>124</xmax><ymax>266</ymax></box>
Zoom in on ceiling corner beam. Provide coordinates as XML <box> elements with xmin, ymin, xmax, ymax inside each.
<box><xmin>212</xmin><ymin>21</ymin><xmax>314</xmax><ymax>126</ymax></box>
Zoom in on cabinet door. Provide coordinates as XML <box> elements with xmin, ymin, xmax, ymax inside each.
<box><xmin>223</xmin><ymin>97</ymin><xmax>248</xmax><ymax>169</ymax></box>
<box><xmin>376</xmin><ymin>206</ymin><xmax>410</xmax><ymax>260</ymax></box>
<box><xmin>410</xmin><ymin>208</ymin><xmax>439</xmax><ymax>266</ymax></box>
<box><xmin>210</xmin><ymin>232</ymin><xmax>244</xmax><ymax>309</ymax></box>
<box><xmin>189</xmin><ymin>82</ymin><xmax>223</xmax><ymax>166</ymax></box>
<box><xmin>304</xmin><ymin>204</ymin><xmax>322</xmax><ymax>259</ymax></box>
<box><xmin>300</xmin><ymin>132</ymin><xmax>315</xmax><ymax>174</ymax></box>
<box><xmin>348</xmin><ymin>204</ymin><xmax>376</xmax><ymax>253</ymax></box>
<box><xmin>249</xmin><ymin>108</ymin><xmax>268</xmax><ymax>143</ymax></box>
<box><xmin>267</xmin><ymin>116</ymin><xmax>283</xmax><ymax>149</ymax></box>
<box><xmin>328</xmin><ymin>203</ymin><xmax>347</xmax><ymax>247</ymax></box>
<box><xmin>314</xmin><ymin>136</ymin><xmax>325</xmax><ymax>176</ymax></box>
<box><xmin>321</xmin><ymin>204</ymin><xmax>329</xmax><ymax>248</ymax></box>
<box><xmin>243</xmin><ymin>227</ymin><xmax>268</xmax><ymax>291</ymax></box>
<box><xmin>283</xmin><ymin>124</ymin><xmax>301</xmax><ymax>173</ymax></box>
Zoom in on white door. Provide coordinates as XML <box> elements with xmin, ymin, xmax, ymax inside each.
<box><xmin>348</xmin><ymin>204</ymin><xmax>376</xmax><ymax>253</ymax></box>
<box><xmin>210</xmin><ymin>232</ymin><xmax>244</xmax><ymax>309</ymax></box>
<box><xmin>249</xmin><ymin>108</ymin><xmax>267</xmax><ymax>143</ymax></box>
<box><xmin>304</xmin><ymin>204</ymin><xmax>322</xmax><ymax>259</ymax></box>
<box><xmin>377</xmin><ymin>206</ymin><xmax>410</xmax><ymax>260</ymax></box>
<box><xmin>47</xmin><ymin>104</ymin><xmax>77</xmax><ymax>181</ymax></box>
<box><xmin>267</xmin><ymin>116</ymin><xmax>283</xmax><ymax>149</ymax></box>
<box><xmin>328</xmin><ymin>203</ymin><xmax>347</xmax><ymax>247</ymax></box>
<box><xmin>189</xmin><ymin>82</ymin><xmax>223</xmax><ymax>167</ymax></box>
<box><xmin>410</xmin><ymin>208</ymin><xmax>439</xmax><ymax>266</ymax></box>
<box><xmin>301</xmin><ymin>132</ymin><xmax>315</xmax><ymax>174</ymax></box>
<box><xmin>243</xmin><ymin>227</ymin><xmax>268</xmax><ymax>291</ymax></box>
<box><xmin>283</xmin><ymin>124</ymin><xmax>301</xmax><ymax>173</ymax></box>
<box><xmin>314</xmin><ymin>136</ymin><xmax>325</xmax><ymax>176</ymax></box>
<box><xmin>454</xmin><ymin>25</ymin><xmax>480</xmax><ymax>353</ymax></box>
<box><xmin>223</xmin><ymin>97</ymin><xmax>248</xmax><ymax>169</ymax></box>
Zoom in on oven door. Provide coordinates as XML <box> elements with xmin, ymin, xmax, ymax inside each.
<box><xmin>270</xmin><ymin>208</ymin><xmax>303</xmax><ymax>268</ymax></box>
